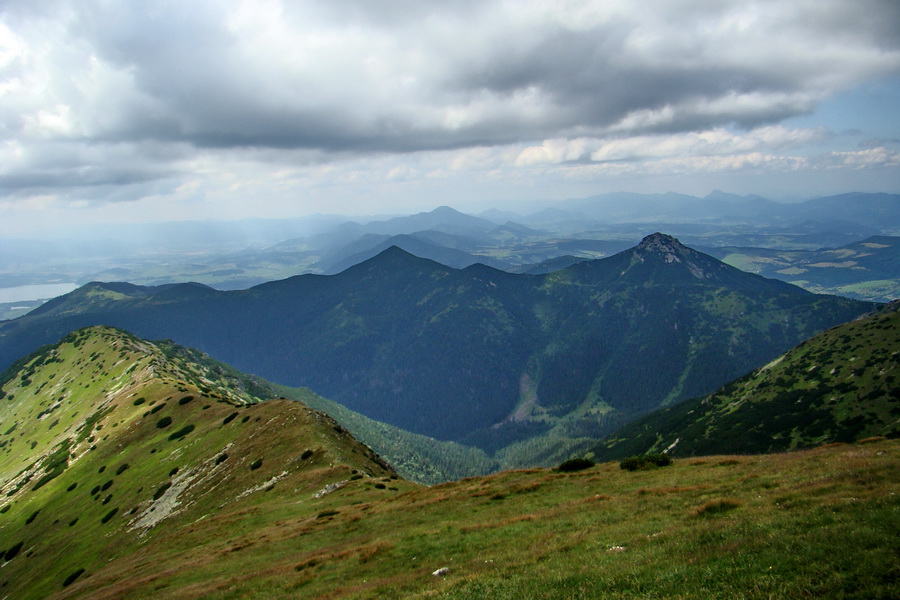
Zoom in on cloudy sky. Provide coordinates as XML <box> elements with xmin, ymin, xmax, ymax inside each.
<box><xmin>1</xmin><ymin>0</ymin><xmax>899</xmax><ymax>236</ymax></box>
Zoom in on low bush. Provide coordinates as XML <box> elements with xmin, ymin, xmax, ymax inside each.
<box><xmin>132</xmin><ymin>397</ymin><xmax>146</xmax><ymax>406</ymax></box>
<box><xmin>156</xmin><ymin>416</ymin><xmax>172</xmax><ymax>429</ymax></box>
<box><xmin>301</xmin><ymin>449</ymin><xmax>314</xmax><ymax>460</ymax></box>
<box><xmin>62</xmin><ymin>568</ymin><xmax>85</xmax><ymax>587</ymax></box>
<box><xmin>153</xmin><ymin>482</ymin><xmax>172</xmax><ymax>500</ymax></box>
<box><xmin>100</xmin><ymin>508</ymin><xmax>118</xmax><ymax>523</ymax></box>
<box><xmin>215</xmin><ymin>453</ymin><xmax>228</xmax><ymax>465</ymax></box>
<box><xmin>250</xmin><ymin>459</ymin><xmax>263</xmax><ymax>471</ymax></box>
<box><xmin>25</xmin><ymin>510</ymin><xmax>39</xmax><ymax>525</ymax></box>
<box><xmin>168</xmin><ymin>424</ymin><xmax>195</xmax><ymax>441</ymax></box>
<box><xmin>556</xmin><ymin>458</ymin><xmax>596</xmax><ymax>472</ymax></box>
<box><xmin>4</xmin><ymin>541</ymin><xmax>24</xmax><ymax>561</ymax></box>
<box><xmin>222</xmin><ymin>412</ymin><xmax>239</xmax><ymax>425</ymax></box>
<box><xmin>178</xmin><ymin>395</ymin><xmax>194</xmax><ymax>406</ymax></box>
<box><xmin>115</xmin><ymin>463</ymin><xmax>130</xmax><ymax>475</ymax></box>
<box><xmin>620</xmin><ymin>453</ymin><xmax>673</xmax><ymax>471</ymax></box>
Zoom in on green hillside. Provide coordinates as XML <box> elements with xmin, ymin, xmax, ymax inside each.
<box><xmin>53</xmin><ymin>440</ymin><xmax>900</xmax><ymax>600</ymax></box>
<box><xmin>0</xmin><ymin>327</ymin><xmax>406</xmax><ymax>600</ymax></box>
<box><xmin>594</xmin><ymin>302</ymin><xmax>900</xmax><ymax>460</ymax></box>
<box><xmin>1</xmin><ymin>326</ymin><xmax>898</xmax><ymax>599</ymax></box>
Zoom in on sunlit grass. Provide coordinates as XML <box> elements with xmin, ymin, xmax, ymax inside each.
<box><xmin>57</xmin><ymin>439</ymin><xmax>900</xmax><ymax>600</ymax></box>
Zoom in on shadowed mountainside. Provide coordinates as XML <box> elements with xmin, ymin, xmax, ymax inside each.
<box><xmin>594</xmin><ymin>301</ymin><xmax>900</xmax><ymax>460</ymax></box>
<box><xmin>0</xmin><ymin>234</ymin><xmax>875</xmax><ymax>458</ymax></box>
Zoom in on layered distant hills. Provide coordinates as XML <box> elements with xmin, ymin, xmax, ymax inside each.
<box><xmin>0</xmin><ymin>234</ymin><xmax>873</xmax><ymax>462</ymax></box>
<box><xmin>2</xmin><ymin>192</ymin><xmax>898</xmax><ymax>302</ymax></box>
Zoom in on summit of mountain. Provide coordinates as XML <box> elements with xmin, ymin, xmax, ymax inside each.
<box><xmin>348</xmin><ymin>205</ymin><xmax>498</xmax><ymax>238</ymax></box>
<box><xmin>324</xmin><ymin>235</ymin><xmax>509</xmax><ymax>274</ymax></box>
<box><xmin>566</xmin><ymin>233</ymin><xmax>796</xmax><ymax>295</ymax></box>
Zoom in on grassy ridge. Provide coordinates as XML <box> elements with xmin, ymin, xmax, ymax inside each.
<box><xmin>0</xmin><ymin>327</ymin><xmax>403</xmax><ymax>600</ymax></box>
<box><xmin>54</xmin><ymin>439</ymin><xmax>900</xmax><ymax>599</ymax></box>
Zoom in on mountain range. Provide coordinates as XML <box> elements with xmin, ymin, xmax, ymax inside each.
<box><xmin>0</xmin><ymin>234</ymin><xmax>874</xmax><ymax>462</ymax></box>
<box><xmin>3</xmin><ymin>192</ymin><xmax>897</xmax><ymax>297</ymax></box>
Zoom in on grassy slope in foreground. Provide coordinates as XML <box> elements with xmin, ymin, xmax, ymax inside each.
<box><xmin>594</xmin><ymin>302</ymin><xmax>900</xmax><ymax>461</ymax></box>
<box><xmin>0</xmin><ymin>326</ymin><xmax>898</xmax><ymax>599</ymax></box>
<box><xmin>0</xmin><ymin>327</ymin><xmax>405</xmax><ymax>600</ymax></box>
<box><xmin>51</xmin><ymin>440</ymin><xmax>900</xmax><ymax>599</ymax></box>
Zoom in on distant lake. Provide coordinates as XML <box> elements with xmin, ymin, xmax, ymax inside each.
<box><xmin>0</xmin><ymin>283</ymin><xmax>78</xmax><ymax>304</ymax></box>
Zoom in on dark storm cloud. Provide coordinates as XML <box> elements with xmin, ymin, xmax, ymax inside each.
<box><xmin>7</xmin><ymin>0</ymin><xmax>894</xmax><ymax>153</ymax></box>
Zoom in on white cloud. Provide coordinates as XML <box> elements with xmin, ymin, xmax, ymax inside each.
<box><xmin>0</xmin><ymin>0</ymin><xmax>897</xmax><ymax>227</ymax></box>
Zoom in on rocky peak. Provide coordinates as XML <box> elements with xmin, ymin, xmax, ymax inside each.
<box><xmin>636</xmin><ymin>233</ymin><xmax>689</xmax><ymax>262</ymax></box>
<box><xmin>629</xmin><ymin>232</ymin><xmax>715</xmax><ymax>279</ymax></box>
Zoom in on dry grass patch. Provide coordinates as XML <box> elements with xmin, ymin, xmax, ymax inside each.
<box><xmin>692</xmin><ymin>498</ymin><xmax>741</xmax><ymax>517</ymax></box>
<box><xmin>574</xmin><ymin>494</ymin><xmax>612</xmax><ymax>504</ymax></box>
<box><xmin>638</xmin><ymin>484</ymin><xmax>710</xmax><ymax>496</ymax></box>
<box><xmin>460</xmin><ymin>514</ymin><xmax>538</xmax><ymax>533</ymax></box>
